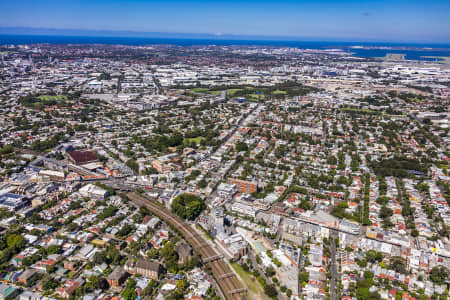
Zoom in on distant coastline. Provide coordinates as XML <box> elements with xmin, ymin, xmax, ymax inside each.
<box><xmin>1</xmin><ymin>34</ymin><xmax>449</xmax><ymax>62</ymax></box>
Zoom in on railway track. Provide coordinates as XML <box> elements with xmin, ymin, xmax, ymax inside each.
<box><xmin>127</xmin><ymin>192</ymin><xmax>247</xmax><ymax>300</ymax></box>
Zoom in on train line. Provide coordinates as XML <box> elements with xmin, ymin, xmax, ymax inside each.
<box><xmin>127</xmin><ymin>192</ymin><xmax>247</xmax><ymax>300</ymax></box>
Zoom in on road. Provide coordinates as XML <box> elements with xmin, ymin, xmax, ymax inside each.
<box><xmin>329</xmin><ymin>230</ymin><xmax>339</xmax><ymax>300</ymax></box>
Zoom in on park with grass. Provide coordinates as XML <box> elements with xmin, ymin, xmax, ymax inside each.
<box><xmin>37</xmin><ymin>94</ymin><xmax>67</xmax><ymax>101</ymax></box>
<box><xmin>184</xmin><ymin>136</ymin><xmax>206</xmax><ymax>146</ymax></box>
<box><xmin>230</xmin><ymin>262</ymin><xmax>269</xmax><ymax>300</ymax></box>
<box><xmin>190</xmin><ymin>87</ymin><xmax>210</xmax><ymax>93</ymax></box>
<box><xmin>19</xmin><ymin>93</ymin><xmax>73</xmax><ymax>109</ymax></box>
<box><xmin>183</xmin><ymin>81</ymin><xmax>319</xmax><ymax>102</ymax></box>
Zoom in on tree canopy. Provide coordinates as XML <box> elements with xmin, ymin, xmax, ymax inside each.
<box><xmin>171</xmin><ymin>193</ymin><xmax>205</xmax><ymax>220</ymax></box>
<box><xmin>429</xmin><ymin>266</ymin><xmax>448</xmax><ymax>285</ymax></box>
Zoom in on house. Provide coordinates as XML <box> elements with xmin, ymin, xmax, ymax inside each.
<box><xmin>152</xmin><ymin>154</ymin><xmax>179</xmax><ymax>173</ymax></box>
<box><xmin>74</xmin><ymin>244</ymin><xmax>97</xmax><ymax>261</ymax></box>
<box><xmin>63</xmin><ymin>261</ymin><xmax>78</xmax><ymax>272</ymax></box>
<box><xmin>0</xmin><ymin>283</ymin><xmax>20</xmax><ymax>300</ymax></box>
<box><xmin>150</xmin><ymin>230</ymin><xmax>169</xmax><ymax>248</ymax></box>
<box><xmin>17</xmin><ymin>269</ymin><xmax>39</xmax><ymax>285</ymax></box>
<box><xmin>107</xmin><ymin>267</ymin><xmax>127</xmax><ymax>288</ymax></box>
<box><xmin>124</xmin><ymin>259</ymin><xmax>163</xmax><ymax>280</ymax></box>
<box><xmin>3</xmin><ymin>271</ymin><xmax>23</xmax><ymax>283</ymax></box>
<box><xmin>18</xmin><ymin>291</ymin><xmax>41</xmax><ymax>300</ymax></box>
<box><xmin>32</xmin><ymin>255</ymin><xmax>60</xmax><ymax>272</ymax></box>
<box><xmin>57</xmin><ymin>279</ymin><xmax>83</xmax><ymax>299</ymax></box>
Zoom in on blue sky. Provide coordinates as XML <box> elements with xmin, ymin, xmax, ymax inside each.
<box><xmin>1</xmin><ymin>0</ymin><xmax>449</xmax><ymax>43</ymax></box>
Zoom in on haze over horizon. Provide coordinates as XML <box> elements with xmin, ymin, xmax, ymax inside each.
<box><xmin>1</xmin><ymin>0</ymin><xmax>450</xmax><ymax>43</ymax></box>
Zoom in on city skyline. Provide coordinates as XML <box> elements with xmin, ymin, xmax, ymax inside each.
<box><xmin>1</xmin><ymin>0</ymin><xmax>450</xmax><ymax>43</ymax></box>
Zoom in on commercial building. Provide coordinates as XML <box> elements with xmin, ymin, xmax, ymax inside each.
<box><xmin>217</xmin><ymin>232</ymin><xmax>247</xmax><ymax>261</ymax></box>
<box><xmin>231</xmin><ymin>202</ymin><xmax>259</xmax><ymax>218</ymax></box>
<box><xmin>66</xmin><ymin>150</ymin><xmax>99</xmax><ymax>165</ymax></box>
<box><xmin>216</xmin><ymin>183</ymin><xmax>237</xmax><ymax>197</ymax></box>
<box><xmin>39</xmin><ymin>170</ymin><xmax>65</xmax><ymax>181</ymax></box>
<box><xmin>0</xmin><ymin>193</ymin><xmax>29</xmax><ymax>211</ymax></box>
<box><xmin>78</xmin><ymin>184</ymin><xmax>108</xmax><ymax>200</ymax></box>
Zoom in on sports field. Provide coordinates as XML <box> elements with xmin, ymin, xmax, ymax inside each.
<box><xmin>37</xmin><ymin>95</ymin><xmax>67</xmax><ymax>101</ymax></box>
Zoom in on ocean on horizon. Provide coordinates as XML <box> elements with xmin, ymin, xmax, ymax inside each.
<box><xmin>1</xmin><ymin>34</ymin><xmax>449</xmax><ymax>61</ymax></box>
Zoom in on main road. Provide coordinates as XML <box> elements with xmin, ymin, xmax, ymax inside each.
<box><xmin>329</xmin><ymin>230</ymin><xmax>339</xmax><ymax>300</ymax></box>
<box><xmin>127</xmin><ymin>192</ymin><xmax>247</xmax><ymax>300</ymax></box>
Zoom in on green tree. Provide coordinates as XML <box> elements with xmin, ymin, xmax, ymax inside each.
<box><xmin>41</xmin><ymin>275</ymin><xmax>59</xmax><ymax>290</ymax></box>
<box><xmin>197</xmin><ymin>179</ymin><xmax>208</xmax><ymax>189</ymax></box>
<box><xmin>171</xmin><ymin>194</ymin><xmax>205</xmax><ymax>220</ymax></box>
<box><xmin>356</xmin><ymin>287</ymin><xmax>370</xmax><ymax>300</ymax></box>
<box><xmin>298</xmin><ymin>272</ymin><xmax>309</xmax><ymax>285</ymax></box>
<box><xmin>366</xmin><ymin>250</ymin><xmax>383</xmax><ymax>263</ymax></box>
<box><xmin>264</xmin><ymin>284</ymin><xmax>278</xmax><ymax>298</ymax></box>
<box><xmin>117</xmin><ymin>224</ymin><xmax>135</xmax><ymax>238</ymax></box>
<box><xmin>93</xmin><ymin>252</ymin><xmax>106</xmax><ymax>265</ymax></box>
<box><xmin>121</xmin><ymin>278</ymin><xmax>137</xmax><ymax>300</ymax></box>
<box><xmin>379</xmin><ymin>206</ymin><xmax>393</xmax><ymax>219</ymax></box>
<box><xmin>430</xmin><ymin>266</ymin><xmax>448</xmax><ymax>285</ymax></box>
<box><xmin>147</xmin><ymin>248</ymin><xmax>159</xmax><ymax>259</ymax></box>
<box><xmin>105</xmin><ymin>246</ymin><xmax>121</xmax><ymax>265</ymax></box>
<box><xmin>6</xmin><ymin>234</ymin><xmax>26</xmax><ymax>250</ymax></box>
<box><xmin>389</xmin><ymin>256</ymin><xmax>407</xmax><ymax>274</ymax></box>
<box><xmin>160</xmin><ymin>241</ymin><xmax>179</xmax><ymax>273</ymax></box>
<box><xmin>265</xmin><ymin>266</ymin><xmax>275</xmax><ymax>277</ymax></box>
<box><xmin>286</xmin><ymin>289</ymin><xmax>292</xmax><ymax>297</ymax></box>
<box><xmin>46</xmin><ymin>245</ymin><xmax>61</xmax><ymax>255</ymax></box>
<box><xmin>126</xmin><ymin>159</ymin><xmax>139</xmax><ymax>173</ymax></box>
<box><xmin>235</xmin><ymin>141</ymin><xmax>248</xmax><ymax>152</ymax></box>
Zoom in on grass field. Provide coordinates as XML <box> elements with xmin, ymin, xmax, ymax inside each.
<box><xmin>342</xmin><ymin>107</ymin><xmax>381</xmax><ymax>115</ymax></box>
<box><xmin>37</xmin><ymin>95</ymin><xmax>67</xmax><ymax>101</ymax></box>
<box><xmin>189</xmin><ymin>87</ymin><xmax>263</xmax><ymax>101</ymax></box>
<box><xmin>272</xmin><ymin>90</ymin><xmax>287</xmax><ymax>95</ymax></box>
<box><xmin>20</xmin><ymin>94</ymin><xmax>71</xmax><ymax>109</ymax></box>
<box><xmin>184</xmin><ymin>137</ymin><xmax>205</xmax><ymax>145</ymax></box>
<box><xmin>230</xmin><ymin>262</ymin><xmax>268</xmax><ymax>300</ymax></box>
<box><xmin>191</xmin><ymin>88</ymin><xmax>209</xmax><ymax>93</ymax></box>
<box><xmin>194</xmin><ymin>224</ymin><xmax>213</xmax><ymax>241</ymax></box>
<box><xmin>226</xmin><ymin>88</ymin><xmax>244</xmax><ymax>97</ymax></box>
<box><xmin>408</xmin><ymin>97</ymin><xmax>422</xmax><ymax>103</ymax></box>
<box><xmin>248</xmin><ymin>94</ymin><xmax>262</xmax><ymax>100</ymax></box>
<box><xmin>176</xmin><ymin>83</ymin><xmax>317</xmax><ymax>102</ymax></box>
